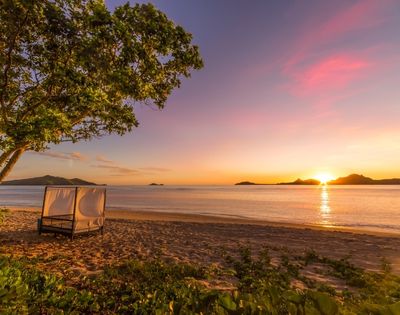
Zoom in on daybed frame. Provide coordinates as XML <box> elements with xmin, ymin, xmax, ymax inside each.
<box><xmin>38</xmin><ymin>186</ymin><xmax>106</xmax><ymax>240</ymax></box>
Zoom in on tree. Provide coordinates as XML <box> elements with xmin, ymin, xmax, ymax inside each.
<box><xmin>0</xmin><ymin>0</ymin><xmax>203</xmax><ymax>181</ymax></box>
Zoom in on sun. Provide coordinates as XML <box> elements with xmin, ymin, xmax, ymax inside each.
<box><xmin>314</xmin><ymin>172</ymin><xmax>335</xmax><ymax>184</ymax></box>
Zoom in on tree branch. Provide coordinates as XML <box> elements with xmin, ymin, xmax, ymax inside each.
<box><xmin>0</xmin><ymin>148</ymin><xmax>15</xmax><ymax>168</ymax></box>
<box><xmin>0</xmin><ymin>147</ymin><xmax>25</xmax><ymax>182</ymax></box>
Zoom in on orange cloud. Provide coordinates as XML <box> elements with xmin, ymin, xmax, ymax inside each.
<box><xmin>139</xmin><ymin>167</ymin><xmax>171</xmax><ymax>172</ymax></box>
<box><xmin>70</xmin><ymin>152</ymin><xmax>87</xmax><ymax>161</ymax></box>
<box><xmin>91</xmin><ymin>159</ymin><xmax>171</xmax><ymax>177</ymax></box>
<box><xmin>92</xmin><ymin>164</ymin><xmax>139</xmax><ymax>175</ymax></box>
<box><xmin>95</xmin><ymin>155</ymin><xmax>114</xmax><ymax>163</ymax></box>
<box><xmin>33</xmin><ymin>151</ymin><xmax>87</xmax><ymax>161</ymax></box>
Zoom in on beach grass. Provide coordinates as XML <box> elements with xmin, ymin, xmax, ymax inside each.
<box><xmin>1</xmin><ymin>249</ymin><xmax>400</xmax><ymax>314</ymax></box>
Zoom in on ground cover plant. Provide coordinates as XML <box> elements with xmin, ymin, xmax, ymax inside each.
<box><xmin>1</xmin><ymin>246</ymin><xmax>400</xmax><ymax>314</ymax></box>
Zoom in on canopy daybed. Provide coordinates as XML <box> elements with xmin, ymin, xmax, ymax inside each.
<box><xmin>38</xmin><ymin>186</ymin><xmax>106</xmax><ymax>239</ymax></box>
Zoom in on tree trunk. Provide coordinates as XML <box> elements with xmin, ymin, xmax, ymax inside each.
<box><xmin>0</xmin><ymin>148</ymin><xmax>25</xmax><ymax>182</ymax></box>
<box><xmin>0</xmin><ymin>148</ymin><xmax>14</xmax><ymax>167</ymax></box>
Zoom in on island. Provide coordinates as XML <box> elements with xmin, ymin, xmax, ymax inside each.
<box><xmin>328</xmin><ymin>174</ymin><xmax>400</xmax><ymax>185</ymax></box>
<box><xmin>278</xmin><ymin>178</ymin><xmax>321</xmax><ymax>185</ymax></box>
<box><xmin>235</xmin><ymin>174</ymin><xmax>400</xmax><ymax>185</ymax></box>
<box><xmin>1</xmin><ymin>175</ymin><xmax>97</xmax><ymax>186</ymax></box>
<box><xmin>149</xmin><ymin>183</ymin><xmax>164</xmax><ymax>186</ymax></box>
<box><xmin>235</xmin><ymin>181</ymin><xmax>271</xmax><ymax>185</ymax></box>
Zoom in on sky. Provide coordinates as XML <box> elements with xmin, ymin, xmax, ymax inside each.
<box><xmin>9</xmin><ymin>0</ymin><xmax>400</xmax><ymax>184</ymax></box>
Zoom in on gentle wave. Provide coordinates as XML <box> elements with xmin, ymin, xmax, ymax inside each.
<box><xmin>1</xmin><ymin>185</ymin><xmax>400</xmax><ymax>234</ymax></box>
<box><xmin>316</xmin><ymin>222</ymin><xmax>400</xmax><ymax>232</ymax></box>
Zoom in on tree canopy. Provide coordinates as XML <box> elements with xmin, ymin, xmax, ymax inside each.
<box><xmin>0</xmin><ymin>0</ymin><xmax>203</xmax><ymax>181</ymax></box>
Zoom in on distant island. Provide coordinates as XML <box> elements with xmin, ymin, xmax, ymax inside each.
<box><xmin>236</xmin><ymin>174</ymin><xmax>400</xmax><ymax>185</ymax></box>
<box><xmin>235</xmin><ymin>179</ymin><xmax>319</xmax><ymax>185</ymax></box>
<box><xmin>149</xmin><ymin>183</ymin><xmax>164</xmax><ymax>186</ymax></box>
<box><xmin>328</xmin><ymin>174</ymin><xmax>400</xmax><ymax>185</ymax></box>
<box><xmin>278</xmin><ymin>178</ymin><xmax>321</xmax><ymax>185</ymax></box>
<box><xmin>1</xmin><ymin>175</ymin><xmax>97</xmax><ymax>186</ymax></box>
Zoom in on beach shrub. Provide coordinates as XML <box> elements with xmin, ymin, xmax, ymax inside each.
<box><xmin>1</xmin><ymin>252</ymin><xmax>400</xmax><ymax>314</ymax></box>
<box><xmin>224</xmin><ymin>247</ymin><xmax>340</xmax><ymax>315</ymax></box>
<box><xmin>0</xmin><ymin>256</ymin><xmax>100</xmax><ymax>314</ymax></box>
<box><xmin>301</xmin><ymin>250</ymin><xmax>400</xmax><ymax>314</ymax></box>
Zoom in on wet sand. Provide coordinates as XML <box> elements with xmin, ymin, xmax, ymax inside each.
<box><xmin>1</xmin><ymin>207</ymin><xmax>400</xmax><ymax>285</ymax></box>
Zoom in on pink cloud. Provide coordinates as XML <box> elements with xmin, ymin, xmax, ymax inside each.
<box><xmin>290</xmin><ymin>55</ymin><xmax>370</xmax><ymax>96</ymax></box>
<box><xmin>284</xmin><ymin>0</ymin><xmax>394</xmax><ymax>72</ymax></box>
<box><xmin>278</xmin><ymin>0</ymin><xmax>397</xmax><ymax>113</ymax></box>
<box><xmin>245</xmin><ymin>0</ymin><xmax>394</xmax><ymax>84</ymax></box>
<box><xmin>318</xmin><ymin>1</ymin><xmax>388</xmax><ymax>38</ymax></box>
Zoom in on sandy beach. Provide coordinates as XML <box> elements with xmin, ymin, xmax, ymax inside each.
<box><xmin>1</xmin><ymin>207</ymin><xmax>400</xmax><ymax>289</ymax></box>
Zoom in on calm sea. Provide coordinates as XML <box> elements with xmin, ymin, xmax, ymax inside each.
<box><xmin>1</xmin><ymin>185</ymin><xmax>399</xmax><ymax>234</ymax></box>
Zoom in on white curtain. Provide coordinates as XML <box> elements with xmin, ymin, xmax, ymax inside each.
<box><xmin>74</xmin><ymin>187</ymin><xmax>105</xmax><ymax>230</ymax></box>
<box><xmin>42</xmin><ymin>187</ymin><xmax>106</xmax><ymax>231</ymax></box>
<box><xmin>43</xmin><ymin>187</ymin><xmax>75</xmax><ymax>216</ymax></box>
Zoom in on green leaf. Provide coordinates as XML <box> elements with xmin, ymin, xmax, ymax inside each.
<box><xmin>284</xmin><ymin>290</ymin><xmax>303</xmax><ymax>304</ymax></box>
<box><xmin>387</xmin><ymin>301</ymin><xmax>400</xmax><ymax>315</ymax></box>
<box><xmin>268</xmin><ymin>286</ymin><xmax>280</xmax><ymax>305</ymax></box>
<box><xmin>218</xmin><ymin>293</ymin><xmax>237</xmax><ymax>311</ymax></box>
<box><xmin>308</xmin><ymin>292</ymin><xmax>339</xmax><ymax>315</ymax></box>
<box><xmin>288</xmin><ymin>303</ymin><xmax>298</xmax><ymax>315</ymax></box>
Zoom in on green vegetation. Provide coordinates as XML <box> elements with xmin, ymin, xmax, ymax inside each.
<box><xmin>0</xmin><ymin>0</ymin><xmax>203</xmax><ymax>181</ymax></box>
<box><xmin>1</xmin><ymin>247</ymin><xmax>400</xmax><ymax>314</ymax></box>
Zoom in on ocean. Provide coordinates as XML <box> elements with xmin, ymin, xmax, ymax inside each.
<box><xmin>1</xmin><ymin>185</ymin><xmax>399</xmax><ymax>234</ymax></box>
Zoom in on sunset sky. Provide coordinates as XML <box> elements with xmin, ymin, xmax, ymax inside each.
<box><xmin>9</xmin><ymin>0</ymin><xmax>400</xmax><ymax>185</ymax></box>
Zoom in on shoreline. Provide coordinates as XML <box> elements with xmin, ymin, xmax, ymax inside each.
<box><xmin>2</xmin><ymin>207</ymin><xmax>400</xmax><ymax>279</ymax></box>
<box><xmin>6</xmin><ymin>205</ymin><xmax>400</xmax><ymax>238</ymax></box>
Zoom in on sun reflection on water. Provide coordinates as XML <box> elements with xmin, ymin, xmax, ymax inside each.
<box><xmin>320</xmin><ymin>185</ymin><xmax>332</xmax><ymax>226</ymax></box>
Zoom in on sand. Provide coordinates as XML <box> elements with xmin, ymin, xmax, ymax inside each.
<box><xmin>1</xmin><ymin>207</ymin><xmax>400</xmax><ymax>287</ymax></box>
